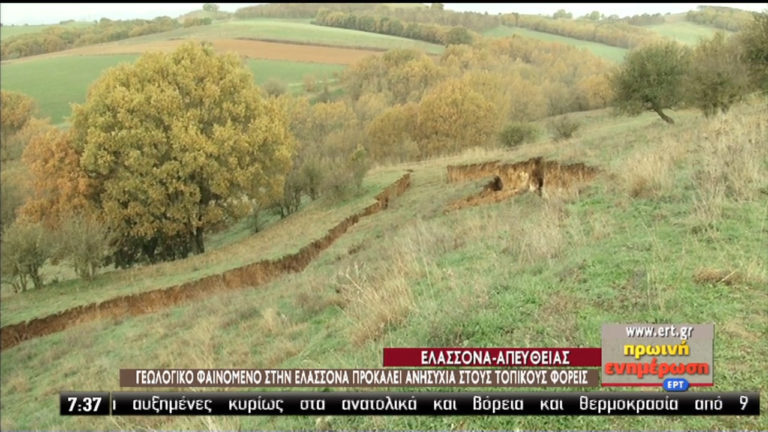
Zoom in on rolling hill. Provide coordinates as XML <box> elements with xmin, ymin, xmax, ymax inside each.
<box><xmin>1</xmin><ymin>97</ymin><xmax>766</xmax><ymax>430</ymax></box>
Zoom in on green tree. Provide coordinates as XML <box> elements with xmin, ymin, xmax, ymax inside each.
<box><xmin>0</xmin><ymin>171</ymin><xmax>28</xmax><ymax>235</ymax></box>
<box><xmin>443</xmin><ymin>26</ymin><xmax>473</xmax><ymax>45</ymax></box>
<box><xmin>1</xmin><ymin>221</ymin><xmax>50</xmax><ymax>292</ymax></box>
<box><xmin>612</xmin><ymin>41</ymin><xmax>690</xmax><ymax>124</ymax></box>
<box><xmin>70</xmin><ymin>42</ymin><xmax>292</xmax><ymax>265</ymax></box>
<box><xmin>685</xmin><ymin>32</ymin><xmax>750</xmax><ymax>117</ymax></box>
<box><xmin>202</xmin><ymin>3</ymin><xmax>219</xmax><ymax>12</ymax></box>
<box><xmin>499</xmin><ymin>123</ymin><xmax>539</xmax><ymax>147</ymax></box>
<box><xmin>583</xmin><ymin>11</ymin><xmax>602</xmax><ymax>21</ymax></box>
<box><xmin>553</xmin><ymin>9</ymin><xmax>573</xmax><ymax>19</ymax></box>
<box><xmin>736</xmin><ymin>10</ymin><xmax>768</xmax><ymax>91</ymax></box>
<box><xmin>53</xmin><ymin>212</ymin><xmax>114</xmax><ymax>281</ymax></box>
<box><xmin>262</xmin><ymin>79</ymin><xmax>287</xmax><ymax>97</ymax></box>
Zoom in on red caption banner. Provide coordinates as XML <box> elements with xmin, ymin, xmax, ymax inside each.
<box><xmin>383</xmin><ymin>348</ymin><xmax>601</xmax><ymax>367</ymax></box>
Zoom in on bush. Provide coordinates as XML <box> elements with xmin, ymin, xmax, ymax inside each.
<box><xmin>499</xmin><ymin>122</ymin><xmax>539</xmax><ymax>148</ymax></box>
<box><xmin>303</xmin><ymin>74</ymin><xmax>317</xmax><ymax>92</ymax></box>
<box><xmin>322</xmin><ymin>145</ymin><xmax>371</xmax><ymax>200</ymax></box>
<box><xmin>183</xmin><ymin>17</ymin><xmax>213</xmax><ymax>27</ymax></box>
<box><xmin>736</xmin><ymin>10</ymin><xmax>768</xmax><ymax>92</ymax></box>
<box><xmin>349</xmin><ymin>144</ymin><xmax>370</xmax><ymax>192</ymax></box>
<box><xmin>0</xmin><ymin>173</ymin><xmax>27</xmax><ymax>234</ymax></box>
<box><xmin>1</xmin><ymin>221</ymin><xmax>51</xmax><ymax>292</ymax></box>
<box><xmin>53</xmin><ymin>213</ymin><xmax>114</xmax><ymax>281</ymax></box>
<box><xmin>262</xmin><ymin>79</ymin><xmax>287</xmax><ymax>97</ymax></box>
<box><xmin>550</xmin><ymin>116</ymin><xmax>580</xmax><ymax>140</ymax></box>
<box><xmin>278</xmin><ymin>170</ymin><xmax>304</xmax><ymax>218</ymax></box>
<box><xmin>685</xmin><ymin>32</ymin><xmax>750</xmax><ymax>117</ymax></box>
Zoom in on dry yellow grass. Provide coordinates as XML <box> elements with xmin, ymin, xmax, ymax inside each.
<box><xmin>618</xmin><ymin>138</ymin><xmax>682</xmax><ymax>198</ymax></box>
<box><xmin>688</xmin><ymin>104</ymin><xmax>767</xmax><ymax>225</ymax></box>
<box><xmin>338</xmin><ymin>260</ymin><xmax>415</xmax><ymax>345</ymax></box>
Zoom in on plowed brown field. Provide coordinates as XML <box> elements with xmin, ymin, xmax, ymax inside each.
<box><xmin>2</xmin><ymin>38</ymin><xmax>384</xmax><ymax>65</ymax></box>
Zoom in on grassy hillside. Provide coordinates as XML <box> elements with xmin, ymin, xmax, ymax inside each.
<box><xmin>0</xmin><ymin>169</ymin><xmax>404</xmax><ymax>326</ymax></box>
<box><xmin>112</xmin><ymin>18</ymin><xmax>445</xmax><ymax>54</ymax></box>
<box><xmin>1</xmin><ymin>98</ymin><xmax>765</xmax><ymax>430</ymax></box>
<box><xmin>484</xmin><ymin>25</ymin><xmax>627</xmax><ymax>63</ymax></box>
<box><xmin>485</xmin><ymin>13</ymin><xmax>734</xmax><ymax>61</ymax></box>
<box><xmin>0</xmin><ymin>21</ymin><xmax>93</xmax><ymax>38</ymax></box>
<box><xmin>0</xmin><ymin>54</ymin><xmax>139</xmax><ymax>125</ymax></box>
<box><xmin>0</xmin><ymin>17</ymin><xmax>445</xmax><ymax>124</ymax></box>
<box><xmin>647</xmin><ymin>13</ymin><xmax>731</xmax><ymax>45</ymax></box>
<box><xmin>0</xmin><ymin>55</ymin><xmax>343</xmax><ymax>125</ymax></box>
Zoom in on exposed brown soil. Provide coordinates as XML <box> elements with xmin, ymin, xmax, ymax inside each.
<box><xmin>446</xmin><ymin>157</ymin><xmax>598</xmax><ymax>211</ymax></box>
<box><xmin>2</xmin><ymin>39</ymin><xmax>384</xmax><ymax>65</ymax></box>
<box><xmin>0</xmin><ymin>174</ymin><xmax>411</xmax><ymax>351</ymax></box>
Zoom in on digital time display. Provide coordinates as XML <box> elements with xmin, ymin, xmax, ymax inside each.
<box><xmin>60</xmin><ymin>392</ymin><xmax>110</xmax><ymax>416</ymax></box>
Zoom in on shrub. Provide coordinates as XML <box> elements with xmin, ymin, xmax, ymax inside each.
<box><xmin>262</xmin><ymin>79</ymin><xmax>287</xmax><ymax>97</ymax></box>
<box><xmin>550</xmin><ymin>116</ymin><xmax>580</xmax><ymax>140</ymax></box>
<box><xmin>685</xmin><ymin>32</ymin><xmax>750</xmax><ymax>117</ymax></box>
<box><xmin>0</xmin><ymin>173</ymin><xmax>27</xmax><ymax>234</ymax></box>
<box><xmin>53</xmin><ymin>213</ymin><xmax>114</xmax><ymax>281</ymax></box>
<box><xmin>1</xmin><ymin>221</ymin><xmax>51</xmax><ymax>292</ymax></box>
<box><xmin>303</xmin><ymin>74</ymin><xmax>317</xmax><ymax>92</ymax></box>
<box><xmin>499</xmin><ymin>122</ymin><xmax>539</xmax><ymax>148</ymax></box>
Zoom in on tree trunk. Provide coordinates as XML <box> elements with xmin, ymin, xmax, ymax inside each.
<box><xmin>30</xmin><ymin>268</ymin><xmax>43</xmax><ymax>290</ymax></box>
<box><xmin>142</xmin><ymin>237</ymin><xmax>158</xmax><ymax>263</ymax></box>
<box><xmin>193</xmin><ymin>227</ymin><xmax>205</xmax><ymax>255</ymax></box>
<box><xmin>652</xmin><ymin>105</ymin><xmax>675</xmax><ymax>124</ymax></box>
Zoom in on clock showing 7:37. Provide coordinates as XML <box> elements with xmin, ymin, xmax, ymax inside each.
<box><xmin>60</xmin><ymin>392</ymin><xmax>111</xmax><ymax>416</ymax></box>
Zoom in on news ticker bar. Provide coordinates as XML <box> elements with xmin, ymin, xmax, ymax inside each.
<box><xmin>61</xmin><ymin>391</ymin><xmax>760</xmax><ymax>416</ymax></box>
<box><xmin>120</xmin><ymin>368</ymin><xmax>599</xmax><ymax>387</ymax></box>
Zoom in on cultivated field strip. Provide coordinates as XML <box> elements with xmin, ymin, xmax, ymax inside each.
<box><xmin>1</xmin><ymin>38</ymin><xmax>385</xmax><ymax>65</ymax></box>
<box><xmin>0</xmin><ymin>174</ymin><xmax>411</xmax><ymax>351</ymax></box>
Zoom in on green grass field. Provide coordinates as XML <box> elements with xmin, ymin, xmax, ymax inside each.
<box><xmin>483</xmin><ymin>25</ymin><xmax>628</xmax><ymax>63</ymax></box>
<box><xmin>0</xmin><ymin>21</ymin><xmax>93</xmax><ymax>39</ymax></box>
<box><xmin>647</xmin><ymin>14</ymin><xmax>731</xmax><ymax>45</ymax></box>
<box><xmin>115</xmin><ymin>18</ymin><xmax>445</xmax><ymax>54</ymax></box>
<box><xmin>0</xmin><ymin>55</ymin><xmax>344</xmax><ymax>125</ymax></box>
<box><xmin>0</xmin><ymin>55</ymin><xmax>139</xmax><ymax>125</ymax></box>
<box><xmin>246</xmin><ymin>59</ymin><xmax>343</xmax><ymax>87</ymax></box>
<box><xmin>1</xmin><ymin>98</ymin><xmax>766</xmax><ymax>429</ymax></box>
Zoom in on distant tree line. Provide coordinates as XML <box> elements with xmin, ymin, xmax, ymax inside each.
<box><xmin>313</xmin><ymin>10</ymin><xmax>475</xmax><ymax>46</ymax></box>
<box><xmin>235</xmin><ymin>3</ymin><xmax>501</xmax><ymax>32</ymax></box>
<box><xmin>685</xmin><ymin>6</ymin><xmax>755</xmax><ymax>32</ymax></box>
<box><xmin>235</xmin><ymin>3</ymin><xmax>380</xmax><ymax>19</ymax></box>
<box><xmin>359</xmin><ymin>4</ymin><xmax>501</xmax><ymax>33</ymax></box>
<box><xmin>500</xmin><ymin>13</ymin><xmax>661</xmax><ymax>49</ymax></box>
<box><xmin>1</xmin><ymin>17</ymin><xmax>187</xmax><ymax>59</ymax></box>
<box><xmin>183</xmin><ymin>17</ymin><xmax>213</xmax><ymax>27</ymax></box>
<box><xmin>575</xmin><ymin>11</ymin><xmax>665</xmax><ymax>25</ymax></box>
<box><xmin>613</xmin><ymin>13</ymin><xmax>665</xmax><ymax>26</ymax></box>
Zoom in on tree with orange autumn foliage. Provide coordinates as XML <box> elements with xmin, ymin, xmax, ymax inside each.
<box><xmin>20</xmin><ymin>127</ymin><xmax>94</xmax><ymax>228</ymax></box>
<box><xmin>1</xmin><ymin>90</ymin><xmax>37</xmax><ymax>161</ymax></box>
